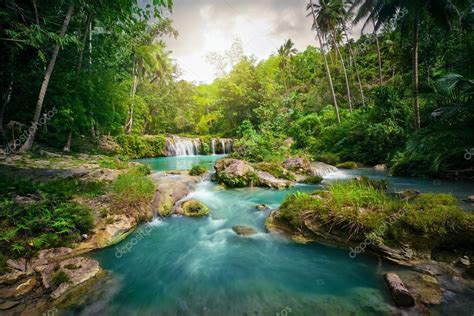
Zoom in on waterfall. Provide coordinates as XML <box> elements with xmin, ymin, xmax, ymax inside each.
<box><xmin>221</xmin><ymin>139</ymin><xmax>226</xmax><ymax>154</ymax></box>
<box><xmin>310</xmin><ymin>162</ymin><xmax>339</xmax><ymax>177</ymax></box>
<box><xmin>165</xmin><ymin>136</ymin><xmax>200</xmax><ymax>156</ymax></box>
<box><xmin>165</xmin><ymin>136</ymin><xmax>233</xmax><ymax>156</ymax></box>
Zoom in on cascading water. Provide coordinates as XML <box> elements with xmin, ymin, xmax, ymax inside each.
<box><xmin>165</xmin><ymin>136</ymin><xmax>201</xmax><ymax>156</ymax></box>
<box><xmin>221</xmin><ymin>139</ymin><xmax>226</xmax><ymax>154</ymax></box>
<box><xmin>211</xmin><ymin>139</ymin><xmax>216</xmax><ymax>155</ymax></box>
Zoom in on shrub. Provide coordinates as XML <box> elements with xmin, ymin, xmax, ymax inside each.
<box><xmin>336</xmin><ymin>161</ymin><xmax>359</xmax><ymax>169</ymax></box>
<box><xmin>189</xmin><ymin>164</ymin><xmax>207</xmax><ymax>176</ymax></box>
<box><xmin>216</xmin><ymin>171</ymin><xmax>259</xmax><ymax>188</ymax></box>
<box><xmin>314</xmin><ymin>152</ymin><xmax>340</xmax><ymax>165</ymax></box>
<box><xmin>116</xmin><ymin>135</ymin><xmax>166</xmax><ymax>159</ymax></box>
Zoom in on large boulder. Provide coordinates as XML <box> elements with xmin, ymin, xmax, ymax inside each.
<box><xmin>151</xmin><ymin>173</ymin><xmax>200</xmax><ymax>216</ymax></box>
<box><xmin>215</xmin><ymin>158</ymin><xmax>254</xmax><ymax>177</ymax></box>
<box><xmin>214</xmin><ymin>159</ymin><xmax>256</xmax><ymax>188</ymax></box>
<box><xmin>282</xmin><ymin>158</ymin><xmax>311</xmax><ymax>174</ymax></box>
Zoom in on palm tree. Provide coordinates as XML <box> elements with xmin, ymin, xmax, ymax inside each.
<box><xmin>373</xmin><ymin>0</ymin><xmax>470</xmax><ymax>130</ymax></box>
<box><xmin>312</xmin><ymin>0</ymin><xmax>353</xmax><ymax>111</ymax></box>
<box><xmin>348</xmin><ymin>0</ymin><xmax>384</xmax><ymax>85</ymax></box>
<box><xmin>278</xmin><ymin>39</ymin><xmax>298</xmax><ymax>89</ymax></box>
<box><xmin>307</xmin><ymin>0</ymin><xmax>341</xmax><ymax>123</ymax></box>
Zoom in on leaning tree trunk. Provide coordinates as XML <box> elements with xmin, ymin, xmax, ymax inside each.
<box><xmin>333</xmin><ymin>30</ymin><xmax>353</xmax><ymax>112</ymax></box>
<box><xmin>20</xmin><ymin>3</ymin><xmax>74</xmax><ymax>152</ymax></box>
<box><xmin>344</xmin><ymin>31</ymin><xmax>365</xmax><ymax>108</ymax></box>
<box><xmin>309</xmin><ymin>0</ymin><xmax>340</xmax><ymax>123</ymax></box>
<box><xmin>413</xmin><ymin>13</ymin><xmax>421</xmax><ymax>131</ymax></box>
<box><xmin>125</xmin><ymin>62</ymin><xmax>138</xmax><ymax>134</ymax></box>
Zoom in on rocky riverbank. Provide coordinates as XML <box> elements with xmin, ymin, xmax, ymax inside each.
<box><xmin>265</xmin><ymin>177</ymin><xmax>474</xmax><ymax>313</ymax></box>
<box><xmin>0</xmin><ymin>153</ymin><xmax>209</xmax><ymax>314</ymax></box>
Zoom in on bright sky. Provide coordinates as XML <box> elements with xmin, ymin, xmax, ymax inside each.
<box><xmin>161</xmin><ymin>0</ymin><xmax>363</xmax><ymax>84</ymax></box>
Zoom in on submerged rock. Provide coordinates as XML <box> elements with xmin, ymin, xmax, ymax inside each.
<box><xmin>255</xmin><ymin>204</ymin><xmax>269</xmax><ymax>210</ymax></box>
<box><xmin>384</xmin><ymin>272</ymin><xmax>415</xmax><ymax>308</ymax></box>
<box><xmin>397</xmin><ymin>270</ymin><xmax>444</xmax><ymax>306</ymax></box>
<box><xmin>232</xmin><ymin>225</ymin><xmax>258</xmax><ymax>236</ymax></box>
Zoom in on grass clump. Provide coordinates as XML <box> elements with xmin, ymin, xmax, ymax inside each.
<box><xmin>98</xmin><ymin>156</ymin><xmax>129</xmax><ymax>170</ymax></box>
<box><xmin>51</xmin><ymin>270</ymin><xmax>70</xmax><ymax>288</ymax></box>
<box><xmin>336</xmin><ymin>161</ymin><xmax>359</xmax><ymax>169</ymax></box>
<box><xmin>111</xmin><ymin>166</ymin><xmax>155</xmax><ymax>208</ymax></box>
<box><xmin>277</xmin><ymin>179</ymin><xmax>473</xmax><ymax>253</ymax></box>
<box><xmin>189</xmin><ymin>164</ymin><xmax>207</xmax><ymax>176</ymax></box>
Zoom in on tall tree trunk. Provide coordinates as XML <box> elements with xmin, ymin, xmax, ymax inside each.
<box><xmin>63</xmin><ymin>129</ymin><xmax>72</xmax><ymax>152</ymax></box>
<box><xmin>64</xmin><ymin>13</ymin><xmax>91</xmax><ymax>153</ymax></box>
<box><xmin>126</xmin><ymin>60</ymin><xmax>138</xmax><ymax>134</ymax></box>
<box><xmin>0</xmin><ymin>79</ymin><xmax>13</xmax><ymax>141</ymax></box>
<box><xmin>309</xmin><ymin>0</ymin><xmax>340</xmax><ymax>124</ymax></box>
<box><xmin>20</xmin><ymin>3</ymin><xmax>74</xmax><ymax>152</ymax></box>
<box><xmin>333</xmin><ymin>30</ymin><xmax>352</xmax><ymax>112</ymax></box>
<box><xmin>413</xmin><ymin>12</ymin><xmax>421</xmax><ymax>130</ymax></box>
<box><xmin>344</xmin><ymin>31</ymin><xmax>365</xmax><ymax>108</ymax></box>
<box><xmin>373</xmin><ymin>20</ymin><xmax>383</xmax><ymax>86</ymax></box>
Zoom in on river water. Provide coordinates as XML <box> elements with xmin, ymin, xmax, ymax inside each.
<box><xmin>67</xmin><ymin>156</ymin><xmax>474</xmax><ymax>316</ymax></box>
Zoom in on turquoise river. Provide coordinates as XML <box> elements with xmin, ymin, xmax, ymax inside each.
<box><xmin>66</xmin><ymin>155</ymin><xmax>474</xmax><ymax>316</ymax></box>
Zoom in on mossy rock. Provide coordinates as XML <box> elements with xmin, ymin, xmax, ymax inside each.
<box><xmin>181</xmin><ymin>199</ymin><xmax>209</xmax><ymax>217</ymax></box>
<box><xmin>301</xmin><ymin>175</ymin><xmax>323</xmax><ymax>184</ymax></box>
<box><xmin>336</xmin><ymin>161</ymin><xmax>359</xmax><ymax>169</ymax></box>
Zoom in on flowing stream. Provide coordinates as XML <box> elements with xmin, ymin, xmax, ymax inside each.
<box><xmin>67</xmin><ymin>156</ymin><xmax>474</xmax><ymax>315</ymax></box>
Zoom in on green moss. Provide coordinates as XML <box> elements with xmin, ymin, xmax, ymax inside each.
<box><xmin>189</xmin><ymin>164</ymin><xmax>207</xmax><ymax>176</ymax></box>
<box><xmin>98</xmin><ymin>156</ymin><xmax>129</xmax><ymax>170</ymax></box>
<box><xmin>336</xmin><ymin>161</ymin><xmax>359</xmax><ymax>169</ymax></box>
<box><xmin>182</xmin><ymin>200</ymin><xmax>209</xmax><ymax>217</ymax></box>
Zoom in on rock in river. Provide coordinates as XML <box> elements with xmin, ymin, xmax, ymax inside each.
<box><xmin>232</xmin><ymin>225</ymin><xmax>258</xmax><ymax>236</ymax></box>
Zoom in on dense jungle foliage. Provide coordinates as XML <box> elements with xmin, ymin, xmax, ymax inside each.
<box><xmin>1</xmin><ymin>0</ymin><xmax>473</xmax><ymax>177</ymax></box>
